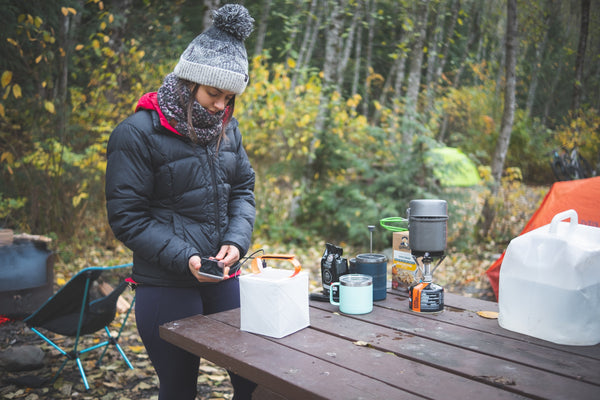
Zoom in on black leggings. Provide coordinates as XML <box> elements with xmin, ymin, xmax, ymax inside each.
<box><xmin>135</xmin><ymin>279</ymin><xmax>257</xmax><ymax>400</ymax></box>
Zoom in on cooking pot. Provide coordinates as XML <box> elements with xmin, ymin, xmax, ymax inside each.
<box><xmin>407</xmin><ymin>199</ymin><xmax>448</xmax><ymax>255</ymax></box>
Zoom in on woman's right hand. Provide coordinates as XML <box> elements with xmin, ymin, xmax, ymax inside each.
<box><xmin>188</xmin><ymin>255</ymin><xmax>230</xmax><ymax>283</ymax></box>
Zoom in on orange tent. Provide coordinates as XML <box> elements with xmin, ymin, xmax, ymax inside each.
<box><xmin>486</xmin><ymin>176</ymin><xmax>600</xmax><ymax>300</ymax></box>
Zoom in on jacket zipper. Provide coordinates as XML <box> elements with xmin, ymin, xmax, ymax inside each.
<box><xmin>206</xmin><ymin>145</ymin><xmax>222</xmax><ymax>241</ymax></box>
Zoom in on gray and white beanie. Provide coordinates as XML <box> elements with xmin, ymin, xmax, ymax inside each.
<box><xmin>174</xmin><ymin>4</ymin><xmax>254</xmax><ymax>95</ymax></box>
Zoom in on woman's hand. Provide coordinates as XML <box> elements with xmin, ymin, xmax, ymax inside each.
<box><xmin>188</xmin><ymin>255</ymin><xmax>230</xmax><ymax>283</ymax></box>
<box><xmin>215</xmin><ymin>244</ymin><xmax>240</xmax><ymax>269</ymax></box>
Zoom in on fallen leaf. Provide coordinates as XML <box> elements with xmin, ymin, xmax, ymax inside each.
<box><xmin>477</xmin><ymin>311</ymin><xmax>499</xmax><ymax>319</ymax></box>
<box><xmin>353</xmin><ymin>340</ymin><xmax>368</xmax><ymax>347</ymax></box>
<box><xmin>128</xmin><ymin>345</ymin><xmax>146</xmax><ymax>353</ymax></box>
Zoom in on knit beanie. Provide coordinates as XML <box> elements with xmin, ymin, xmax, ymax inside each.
<box><xmin>174</xmin><ymin>4</ymin><xmax>254</xmax><ymax>95</ymax></box>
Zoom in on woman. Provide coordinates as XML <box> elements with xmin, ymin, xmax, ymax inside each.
<box><xmin>105</xmin><ymin>4</ymin><xmax>257</xmax><ymax>399</ymax></box>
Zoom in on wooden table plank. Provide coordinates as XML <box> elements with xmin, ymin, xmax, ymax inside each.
<box><xmin>308</xmin><ymin>303</ymin><xmax>600</xmax><ymax>399</ymax></box>
<box><xmin>159</xmin><ymin>314</ymin><xmax>423</xmax><ymax>400</ymax></box>
<box><xmin>389</xmin><ymin>289</ymin><xmax>600</xmax><ymax>360</ymax></box>
<box><xmin>210</xmin><ymin>309</ymin><xmax>529</xmax><ymax>400</ymax></box>
<box><xmin>311</xmin><ymin>300</ymin><xmax>600</xmax><ymax>385</ymax></box>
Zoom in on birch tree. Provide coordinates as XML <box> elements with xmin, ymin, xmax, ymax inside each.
<box><xmin>253</xmin><ymin>0</ymin><xmax>273</xmax><ymax>56</ymax></box>
<box><xmin>477</xmin><ymin>0</ymin><xmax>518</xmax><ymax>238</ymax></box>
<box><xmin>571</xmin><ymin>0</ymin><xmax>591</xmax><ymax>113</ymax></box>
<box><xmin>402</xmin><ymin>0</ymin><xmax>430</xmax><ymax>146</ymax></box>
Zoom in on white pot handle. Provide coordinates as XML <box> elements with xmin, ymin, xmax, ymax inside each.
<box><xmin>549</xmin><ymin>209</ymin><xmax>578</xmax><ymax>235</ymax></box>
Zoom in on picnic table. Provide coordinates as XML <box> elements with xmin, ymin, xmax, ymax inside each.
<box><xmin>159</xmin><ymin>289</ymin><xmax>600</xmax><ymax>399</ymax></box>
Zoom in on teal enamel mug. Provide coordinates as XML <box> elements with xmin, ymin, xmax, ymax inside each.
<box><xmin>329</xmin><ymin>274</ymin><xmax>373</xmax><ymax>314</ymax></box>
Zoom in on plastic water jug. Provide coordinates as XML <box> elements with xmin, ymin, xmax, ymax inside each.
<box><xmin>498</xmin><ymin>209</ymin><xmax>600</xmax><ymax>346</ymax></box>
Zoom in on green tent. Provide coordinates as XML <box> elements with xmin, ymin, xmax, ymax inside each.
<box><xmin>425</xmin><ymin>147</ymin><xmax>481</xmax><ymax>187</ymax></box>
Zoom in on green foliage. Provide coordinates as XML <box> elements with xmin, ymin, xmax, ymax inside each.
<box><xmin>553</xmin><ymin>108</ymin><xmax>600</xmax><ymax>167</ymax></box>
<box><xmin>506</xmin><ymin>111</ymin><xmax>556</xmax><ymax>184</ymax></box>
<box><xmin>0</xmin><ymin>2</ymin><xmax>170</xmax><ymax>242</ymax></box>
<box><xmin>238</xmin><ymin>56</ymin><xmax>435</xmax><ymax>248</ymax></box>
<box><xmin>436</xmin><ymin>63</ymin><xmax>501</xmax><ymax>162</ymax></box>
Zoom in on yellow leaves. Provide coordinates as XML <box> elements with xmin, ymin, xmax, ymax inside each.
<box><xmin>72</xmin><ymin>192</ymin><xmax>88</xmax><ymax>207</ymax></box>
<box><xmin>12</xmin><ymin>84</ymin><xmax>22</xmax><ymax>99</ymax></box>
<box><xmin>482</xmin><ymin>115</ymin><xmax>495</xmax><ymax>135</ymax></box>
<box><xmin>128</xmin><ymin>345</ymin><xmax>146</xmax><ymax>354</ymax></box>
<box><xmin>61</xmin><ymin>7</ymin><xmax>77</xmax><ymax>16</ymax></box>
<box><xmin>0</xmin><ymin>103</ymin><xmax>5</xmax><ymax>118</ymax></box>
<box><xmin>1</xmin><ymin>151</ymin><xmax>14</xmax><ymax>164</ymax></box>
<box><xmin>346</xmin><ymin>94</ymin><xmax>362</xmax><ymax>109</ymax></box>
<box><xmin>6</xmin><ymin>38</ymin><xmax>18</xmax><ymax>47</ymax></box>
<box><xmin>92</xmin><ymin>39</ymin><xmax>100</xmax><ymax>49</ymax></box>
<box><xmin>44</xmin><ymin>101</ymin><xmax>55</xmax><ymax>114</ymax></box>
<box><xmin>1</xmin><ymin>71</ymin><xmax>12</xmax><ymax>87</ymax></box>
<box><xmin>286</xmin><ymin>58</ymin><xmax>296</xmax><ymax>69</ymax></box>
<box><xmin>504</xmin><ymin>167</ymin><xmax>523</xmax><ymax>182</ymax></box>
<box><xmin>75</xmin><ymin>44</ymin><xmax>84</xmax><ymax>51</ymax></box>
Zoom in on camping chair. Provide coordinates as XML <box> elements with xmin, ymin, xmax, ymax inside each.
<box><xmin>24</xmin><ymin>263</ymin><xmax>135</xmax><ymax>390</ymax></box>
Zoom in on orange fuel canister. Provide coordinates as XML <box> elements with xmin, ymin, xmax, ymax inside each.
<box><xmin>409</xmin><ymin>281</ymin><xmax>444</xmax><ymax>313</ymax></box>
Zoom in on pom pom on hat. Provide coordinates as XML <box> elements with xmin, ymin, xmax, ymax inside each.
<box><xmin>213</xmin><ymin>4</ymin><xmax>254</xmax><ymax>41</ymax></box>
<box><xmin>174</xmin><ymin>4</ymin><xmax>254</xmax><ymax>94</ymax></box>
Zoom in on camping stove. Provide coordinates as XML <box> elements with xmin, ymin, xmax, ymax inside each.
<box><xmin>406</xmin><ymin>200</ymin><xmax>448</xmax><ymax>313</ymax></box>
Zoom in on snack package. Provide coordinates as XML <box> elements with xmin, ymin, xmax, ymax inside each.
<box><xmin>391</xmin><ymin>231</ymin><xmax>417</xmax><ymax>291</ymax></box>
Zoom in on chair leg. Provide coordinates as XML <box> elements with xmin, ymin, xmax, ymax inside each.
<box><xmin>51</xmin><ymin>357</ymin><xmax>70</xmax><ymax>385</ymax></box>
<box><xmin>30</xmin><ymin>327</ymin><xmax>68</xmax><ymax>356</ymax></box>
<box><xmin>75</xmin><ymin>357</ymin><xmax>90</xmax><ymax>390</ymax></box>
<box><xmin>96</xmin><ymin>326</ymin><xmax>133</xmax><ymax>369</ymax></box>
<box><xmin>114</xmin><ymin>342</ymin><xmax>134</xmax><ymax>370</ymax></box>
<box><xmin>97</xmin><ymin>294</ymin><xmax>136</xmax><ymax>369</ymax></box>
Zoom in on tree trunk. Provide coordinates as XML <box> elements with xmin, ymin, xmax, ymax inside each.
<box><xmin>571</xmin><ymin>0</ymin><xmax>590</xmax><ymax>113</ymax></box>
<box><xmin>253</xmin><ymin>0</ymin><xmax>273</xmax><ymax>57</ymax></box>
<box><xmin>434</xmin><ymin>0</ymin><xmax>460</xmax><ymax>86</ymax></box>
<box><xmin>452</xmin><ymin>1</ymin><xmax>481</xmax><ymax>87</ymax></box>
<box><xmin>336</xmin><ymin>1</ymin><xmax>361</xmax><ymax>93</ymax></box>
<box><xmin>525</xmin><ymin>16</ymin><xmax>549</xmax><ymax>118</ymax></box>
<box><xmin>424</xmin><ymin>0</ymin><xmax>447</xmax><ymax>114</ymax></box>
<box><xmin>373</xmin><ymin>2</ymin><xmax>404</xmax><ymax>123</ymax></box>
<box><xmin>310</xmin><ymin>0</ymin><xmax>346</xmax><ymax>172</ymax></box>
<box><xmin>361</xmin><ymin>0</ymin><xmax>376</xmax><ymax>117</ymax></box>
<box><xmin>435</xmin><ymin>0</ymin><xmax>461</xmax><ymax>143</ymax></box>
<box><xmin>351</xmin><ymin>8</ymin><xmax>363</xmax><ymax>97</ymax></box>
<box><xmin>477</xmin><ymin>0</ymin><xmax>518</xmax><ymax>239</ymax></box>
<box><xmin>291</xmin><ymin>0</ymin><xmax>321</xmax><ymax>90</ymax></box>
<box><xmin>203</xmin><ymin>0</ymin><xmax>221</xmax><ymax>30</ymax></box>
<box><xmin>403</xmin><ymin>0</ymin><xmax>430</xmax><ymax>146</ymax></box>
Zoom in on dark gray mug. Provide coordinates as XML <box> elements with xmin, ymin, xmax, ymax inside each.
<box><xmin>350</xmin><ymin>253</ymin><xmax>387</xmax><ymax>301</ymax></box>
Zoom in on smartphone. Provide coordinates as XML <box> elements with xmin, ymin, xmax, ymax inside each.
<box><xmin>198</xmin><ymin>258</ymin><xmax>225</xmax><ymax>279</ymax></box>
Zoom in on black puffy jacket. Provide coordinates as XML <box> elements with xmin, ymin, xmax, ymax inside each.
<box><xmin>105</xmin><ymin>107</ymin><xmax>256</xmax><ymax>287</ymax></box>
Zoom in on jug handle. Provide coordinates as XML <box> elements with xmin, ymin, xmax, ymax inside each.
<box><xmin>250</xmin><ymin>254</ymin><xmax>302</xmax><ymax>277</ymax></box>
<box><xmin>549</xmin><ymin>209</ymin><xmax>578</xmax><ymax>235</ymax></box>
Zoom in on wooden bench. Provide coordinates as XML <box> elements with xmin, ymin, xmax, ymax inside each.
<box><xmin>159</xmin><ymin>290</ymin><xmax>600</xmax><ymax>399</ymax></box>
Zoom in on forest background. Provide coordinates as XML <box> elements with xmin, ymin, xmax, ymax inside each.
<box><xmin>1</xmin><ymin>0</ymin><xmax>599</xmax><ymax>297</ymax></box>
